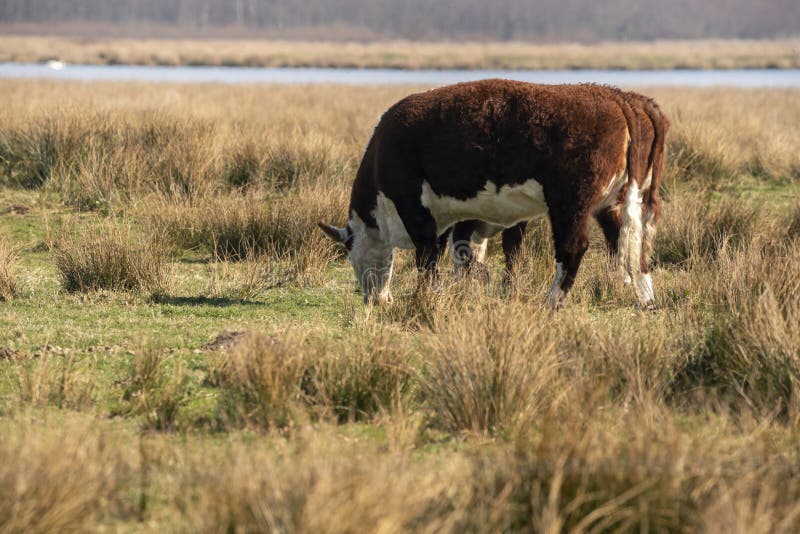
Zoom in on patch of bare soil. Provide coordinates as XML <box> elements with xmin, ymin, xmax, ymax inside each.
<box><xmin>0</xmin><ymin>347</ymin><xmax>23</xmax><ymax>360</ymax></box>
<box><xmin>201</xmin><ymin>330</ymin><xmax>254</xmax><ymax>351</ymax></box>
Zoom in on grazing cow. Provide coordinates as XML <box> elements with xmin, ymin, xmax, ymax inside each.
<box><xmin>449</xmin><ymin>87</ymin><xmax>669</xmax><ymax>306</ymax></box>
<box><xmin>319</xmin><ymin>79</ymin><xmax>667</xmax><ymax>307</ymax></box>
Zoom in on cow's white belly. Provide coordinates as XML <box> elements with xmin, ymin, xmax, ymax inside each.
<box><xmin>420</xmin><ymin>179</ymin><xmax>548</xmax><ymax>235</ymax></box>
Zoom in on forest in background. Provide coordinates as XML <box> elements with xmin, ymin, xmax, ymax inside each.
<box><xmin>2</xmin><ymin>0</ymin><xmax>800</xmax><ymax>42</ymax></box>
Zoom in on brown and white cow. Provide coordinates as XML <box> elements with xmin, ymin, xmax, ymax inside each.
<box><xmin>448</xmin><ymin>86</ymin><xmax>669</xmax><ymax>306</ymax></box>
<box><xmin>319</xmin><ymin>79</ymin><xmax>668</xmax><ymax>307</ymax></box>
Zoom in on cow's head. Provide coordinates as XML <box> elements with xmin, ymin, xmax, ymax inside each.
<box><xmin>318</xmin><ymin>215</ymin><xmax>394</xmax><ymax>304</ymax></box>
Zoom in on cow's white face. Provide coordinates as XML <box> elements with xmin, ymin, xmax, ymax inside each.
<box><xmin>319</xmin><ymin>213</ymin><xmax>394</xmax><ymax>304</ymax></box>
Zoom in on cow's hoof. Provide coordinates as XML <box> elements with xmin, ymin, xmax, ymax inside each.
<box><xmin>635</xmin><ymin>300</ymin><xmax>656</xmax><ymax>311</ymax></box>
<box><xmin>500</xmin><ymin>273</ymin><xmax>519</xmax><ymax>295</ymax></box>
<box><xmin>364</xmin><ymin>292</ymin><xmax>394</xmax><ymax>305</ymax></box>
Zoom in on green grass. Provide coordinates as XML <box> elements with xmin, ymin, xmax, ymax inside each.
<box><xmin>1</xmin><ymin>187</ymin><xmax>799</xmax><ymax>530</ymax></box>
<box><xmin>1</xmin><ymin>177</ymin><xmax>794</xmax><ymax>362</ymax></box>
<box><xmin>0</xmin><ymin>263</ymin><xmax>351</xmax><ymax>352</ymax></box>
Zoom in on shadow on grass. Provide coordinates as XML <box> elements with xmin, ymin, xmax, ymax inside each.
<box><xmin>177</xmin><ymin>257</ymin><xmax>213</xmax><ymax>264</ymax></box>
<box><xmin>150</xmin><ymin>294</ymin><xmax>265</xmax><ymax>307</ymax></box>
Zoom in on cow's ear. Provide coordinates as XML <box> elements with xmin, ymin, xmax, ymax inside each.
<box><xmin>318</xmin><ymin>222</ymin><xmax>349</xmax><ymax>244</ymax></box>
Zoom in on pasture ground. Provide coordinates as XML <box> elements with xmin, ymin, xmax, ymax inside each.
<box><xmin>1</xmin><ymin>81</ymin><xmax>800</xmax><ymax>532</ymax></box>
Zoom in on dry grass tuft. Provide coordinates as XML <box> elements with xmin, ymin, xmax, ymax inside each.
<box><xmin>0</xmin><ymin>239</ymin><xmax>19</xmax><ymax>300</ymax></box>
<box><xmin>203</xmin><ymin>228</ymin><xmax>339</xmax><ymax>292</ymax></box>
<box><xmin>175</xmin><ymin>430</ymin><xmax>466</xmax><ymax>532</ymax></box>
<box><xmin>786</xmin><ymin>202</ymin><xmax>800</xmax><ymax>241</ymax></box>
<box><xmin>224</xmin><ymin>133</ymin><xmax>352</xmax><ymax>190</ymax></box>
<box><xmin>209</xmin><ymin>331</ymin><xmax>312</xmax><ymax>430</ymax></box>
<box><xmin>205</xmin><ymin>258</ymin><xmax>272</xmax><ymax>300</ymax></box>
<box><xmin>53</xmin><ymin>221</ymin><xmax>170</xmax><ymax>294</ymax></box>
<box><xmin>419</xmin><ymin>300</ymin><xmax>559</xmax><ymax>433</ymax></box>
<box><xmin>144</xmin><ymin>187</ymin><xmax>345</xmax><ymax>261</ymax></box>
<box><xmin>673</xmin><ymin>239</ymin><xmax>800</xmax><ymax>421</ymax></box>
<box><xmin>0</xmin><ymin>415</ymin><xmax>133</xmax><ymax>533</ymax></box>
<box><xmin>654</xmin><ymin>193</ymin><xmax>761</xmax><ymax>267</ymax></box>
<box><xmin>14</xmin><ymin>354</ymin><xmax>96</xmax><ymax>410</ymax></box>
<box><xmin>120</xmin><ymin>348</ymin><xmax>187</xmax><ymax>431</ymax></box>
<box><xmin>310</xmin><ymin>326</ymin><xmax>414</xmax><ymax>423</ymax></box>
<box><xmin>210</xmin><ymin>327</ymin><xmax>415</xmax><ymax>428</ymax></box>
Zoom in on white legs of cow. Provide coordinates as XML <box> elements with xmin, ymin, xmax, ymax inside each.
<box><xmin>618</xmin><ymin>181</ymin><xmax>655</xmax><ymax>308</ymax></box>
<box><xmin>449</xmin><ymin>188</ymin><xmax>659</xmax><ymax>310</ymax></box>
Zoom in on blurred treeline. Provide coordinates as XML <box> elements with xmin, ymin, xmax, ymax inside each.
<box><xmin>2</xmin><ymin>0</ymin><xmax>800</xmax><ymax>41</ymax></box>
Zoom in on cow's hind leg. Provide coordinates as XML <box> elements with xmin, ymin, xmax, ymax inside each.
<box><xmin>619</xmin><ymin>181</ymin><xmax>654</xmax><ymax>307</ymax></box>
<box><xmin>594</xmin><ymin>207</ymin><xmax>621</xmax><ymax>257</ymax></box>
<box><xmin>638</xmin><ymin>195</ymin><xmax>660</xmax><ymax>307</ymax></box>
<box><xmin>548</xmin><ymin>210</ymin><xmax>591</xmax><ymax>309</ymax></box>
<box><xmin>594</xmin><ymin>206</ymin><xmax>632</xmax><ymax>283</ymax></box>
<box><xmin>449</xmin><ymin>220</ymin><xmax>479</xmax><ymax>273</ymax></box>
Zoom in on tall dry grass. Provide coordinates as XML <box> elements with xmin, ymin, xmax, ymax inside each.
<box><xmin>209</xmin><ymin>331</ymin><xmax>312</xmax><ymax>430</ymax></box>
<box><xmin>197</xmin><ymin>201</ymin><xmax>800</xmax><ymax>433</ymax></box>
<box><xmin>0</xmin><ymin>82</ymin><xmax>797</xmax><ymax>288</ymax></box>
<box><xmin>311</xmin><ymin>326</ymin><xmax>413</xmax><ymax>423</ymax></box>
<box><xmin>143</xmin><ymin>187</ymin><xmax>345</xmax><ymax>259</ymax></box>
<box><xmin>656</xmin><ymin>88</ymin><xmax>800</xmax><ymax>184</ymax></box>
<box><xmin>0</xmin><ymin>415</ymin><xmax>134</xmax><ymax>533</ymax></box>
<box><xmin>209</xmin><ymin>326</ymin><xmax>414</xmax><ymax>429</ymax></box>
<box><xmin>3</xmin><ymin>405</ymin><xmax>798</xmax><ymax>532</ymax></box>
<box><xmin>419</xmin><ymin>301</ymin><xmax>559</xmax><ymax>433</ymax></box>
<box><xmin>119</xmin><ymin>348</ymin><xmax>187</xmax><ymax>431</ymax></box>
<box><xmin>53</xmin><ymin>220</ymin><xmax>171</xmax><ymax>294</ymax></box>
<box><xmin>653</xmin><ymin>192</ymin><xmax>761</xmax><ymax>267</ymax></box>
<box><xmin>2</xmin><ymin>80</ymin><xmax>800</xmax><ymax>530</ymax></box>
<box><xmin>2</xmin><ymin>207</ymin><xmax>800</xmax><ymax>530</ymax></box>
<box><xmin>2</xmin><ymin>82</ymin><xmax>799</xmax><ymax>209</ymax></box>
<box><xmin>165</xmin><ymin>405</ymin><xmax>800</xmax><ymax>532</ymax></box>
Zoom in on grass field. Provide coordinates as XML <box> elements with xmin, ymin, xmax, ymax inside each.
<box><xmin>1</xmin><ymin>80</ymin><xmax>800</xmax><ymax>531</ymax></box>
<box><xmin>2</xmin><ymin>35</ymin><xmax>800</xmax><ymax>70</ymax></box>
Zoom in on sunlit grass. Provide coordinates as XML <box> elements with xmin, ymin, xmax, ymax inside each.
<box><xmin>1</xmin><ymin>80</ymin><xmax>800</xmax><ymax>531</ymax></box>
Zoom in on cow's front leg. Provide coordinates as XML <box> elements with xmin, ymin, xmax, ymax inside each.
<box><xmin>415</xmin><ymin>240</ymin><xmax>443</xmax><ymax>292</ymax></box>
<box><xmin>549</xmin><ymin>212</ymin><xmax>590</xmax><ymax>309</ymax></box>
<box><xmin>395</xmin><ymin>201</ymin><xmax>442</xmax><ymax>293</ymax></box>
<box><xmin>501</xmin><ymin>221</ymin><xmax>527</xmax><ymax>287</ymax></box>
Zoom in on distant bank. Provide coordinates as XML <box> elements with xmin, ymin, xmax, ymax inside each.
<box><xmin>3</xmin><ymin>63</ymin><xmax>800</xmax><ymax>88</ymax></box>
<box><xmin>1</xmin><ymin>36</ymin><xmax>799</xmax><ymax>71</ymax></box>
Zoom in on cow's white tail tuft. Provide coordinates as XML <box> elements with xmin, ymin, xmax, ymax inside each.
<box><xmin>618</xmin><ymin>181</ymin><xmax>644</xmax><ymax>301</ymax></box>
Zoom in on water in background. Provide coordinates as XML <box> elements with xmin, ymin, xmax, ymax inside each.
<box><xmin>2</xmin><ymin>62</ymin><xmax>800</xmax><ymax>87</ymax></box>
